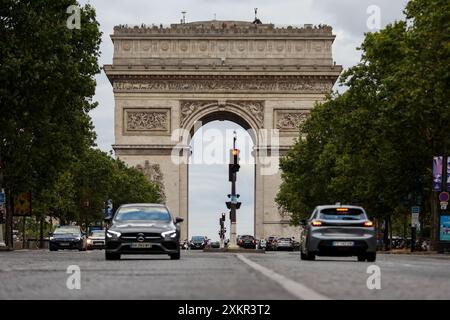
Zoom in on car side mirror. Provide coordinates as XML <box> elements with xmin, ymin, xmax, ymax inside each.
<box><xmin>175</xmin><ymin>217</ymin><xmax>184</xmax><ymax>224</ymax></box>
<box><xmin>300</xmin><ymin>219</ymin><xmax>307</xmax><ymax>226</ymax></box>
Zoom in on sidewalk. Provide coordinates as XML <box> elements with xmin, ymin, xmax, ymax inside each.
<box><xmin>378</xmin><ymin>249</ymin><xmax>450</xmax><ymax>256</ymax></box>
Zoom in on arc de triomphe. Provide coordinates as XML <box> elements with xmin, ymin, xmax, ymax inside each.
<box><xmin>104</xmin><ymin>20</ymin><xmax>342</xmax><ymax>239</ymax></box>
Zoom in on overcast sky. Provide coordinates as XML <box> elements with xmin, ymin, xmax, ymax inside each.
<box><xmin>80</xmin><ymin>0</ymin><xmax>407</xmax><ymax>240</ymax></box>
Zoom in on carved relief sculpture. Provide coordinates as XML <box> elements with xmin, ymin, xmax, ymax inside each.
<box><xmin>125</xmin><ymin>109</ymin><xmax>169</xmax><ymax>133</ymax></box>
<box><xmin>276</xmin><ymin>111</ymin><xmax>309</xmax><ymax>131</ymax></box>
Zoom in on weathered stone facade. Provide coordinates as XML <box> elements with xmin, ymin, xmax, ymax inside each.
<box><xmin>104</xmin><ymin>20</ymin><xmax>342</xmax><ymax>239</ymax></box>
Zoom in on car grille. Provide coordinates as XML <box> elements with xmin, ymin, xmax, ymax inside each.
<box><xmin>120</xmin><ymin>232</ymin><xmax>162</xmax><ymax>240</ymax></box>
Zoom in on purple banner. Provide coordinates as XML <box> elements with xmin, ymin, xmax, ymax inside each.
<box><xmin>447</xmin><ymin>157</ymin><xmax>450</xmax><ymax>191</ymax></box>
<box><xmin>433</xmin><ymin>156</ymin><xmax>443</xmax><ymax>192</ymax></box>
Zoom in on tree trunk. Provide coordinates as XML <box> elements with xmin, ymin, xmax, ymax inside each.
<box><xmin>39</xmin><ymin>216</ymin><xmax>44</xmax><ymax>249</ymax></box>
<box><xmin>430</xmin><ymin>192</ymin><xmax>438</xmax><ymax>251</ymax></box>
<box><xmin>5</xmin><ymin>189</ymin><xmax>13</xmax><ymax>250</ymax></box>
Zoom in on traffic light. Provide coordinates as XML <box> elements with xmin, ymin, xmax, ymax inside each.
<box><xmin>221</xmin><ymin>212</ymin><xmax>226</xmax><ymax>222</ymax></box>
<box><xmin>236</xmin><ymin>202</ymin><xmax>242</xmax><ymax>209</ymax></box>
<box><xmin>228</xmin><ymin>148</ymin><xmax>240</xmax><ymax>181</ymax></box>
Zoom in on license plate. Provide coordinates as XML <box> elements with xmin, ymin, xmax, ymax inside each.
<box><xmin>332</xmin><ymin>241</ymin><xmax>354</xmax><ymax>247</ymax></box>
<box><xmin>94</xmin><ymin>242</ymin><xmax>103</xmax><ymax>245</ymax></box>
<box><xmin>131</xmin><ymin>243</ymin><xmax>152</xmax><ymax>249</ymax></box>
<box><xmin>59</xmin><ymin>243</ymin><xmax>69</xmax><ymax>246</ymax></box>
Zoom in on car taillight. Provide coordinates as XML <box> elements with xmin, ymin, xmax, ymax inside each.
<box><xmin>364</xmin><ymin>221</ymin><xmax>374</xmax><ymax>227</ymax></box>
<box><xmin>311</xmin><ymin>220</ymin><xmax>322</xmax><ymax>226</ymax></box>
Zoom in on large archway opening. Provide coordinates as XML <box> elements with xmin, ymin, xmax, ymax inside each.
<box><xmin>187</xmin><ymin>116</ymin><xmax>255</xmax><ymax>242</ymax></box>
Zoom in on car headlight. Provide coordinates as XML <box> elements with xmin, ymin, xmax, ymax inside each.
<box><xmin>87</xmin><ymin>239</ymin><xmax>92</xmax><ymax>244</ymax></box>
<box><xmin>49</xmin><ymin>237</ymin><xmax>54</xmax><ymax>241</ymax></box>
<box><xmin>161</xmin><ymin>230</ymin><xmax>177</xmax><ymax>238</ymax></box>
<box><xmin>106</xmin><ymin>230</ymin><xmax>121</xmax><ymax>238</ymax></box>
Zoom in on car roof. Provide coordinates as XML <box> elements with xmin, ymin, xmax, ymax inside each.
<box><xmin>119</xmin><ymin>203</ymin><xmax>167</xmax><ymax>208</ymax></box>
<box><xmin>315</xmin><ymin>205</ymin><xmax>365</xmax><ymax>211</ymax></box>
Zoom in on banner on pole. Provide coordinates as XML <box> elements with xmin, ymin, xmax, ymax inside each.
<box><xmin>433</xmin><ymin>156</ymin><xmax>443</xmax><ymax>192</ymax></box>
<box><xmin>447</xmin><ymin>157</ymin><xmax>450</xmax><ymax>191</ymax></box>
<box><xmin>13</xmin><ymin>192</ymin><xmax>32</xmax><ymax>216</ymax></box>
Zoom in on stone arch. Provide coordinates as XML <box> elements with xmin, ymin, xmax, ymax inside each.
<box><xmin>180</xmin><ymin>101</ymin><xmax>265</xmax><ymax>146</ymax></box>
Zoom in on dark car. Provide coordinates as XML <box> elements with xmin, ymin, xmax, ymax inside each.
<box><xmin>104</xmin><ymin>203</ymin><xmax>183</xmax><ymax>260</ymax></box>
<box><xmin>300</xmin><ymin>205</ymin><xmax>376</xmax><ymax>262</ymax></box>
<box><xmin>49</xmin><ymin>226</ymin><xmax>87</xmax><ymax>251</ymax></box>
<box><xmin>210</xmin><ymin>241</ymin><xmax>221</xmax><ymax>249</ymax></box>
<box><xmin>237</xmin><ymin>235</ymin><xmax>257</xmax><ymax>249</ymax></box>
<box><xmin>190</xmin><ymin>236</ymin><xmax>207</xmax><ymax>250</ymax></box>
<box><xmin>265</xmin><ymin>236</ymin><xmax>278</xmax><ymax>251</ymax></box>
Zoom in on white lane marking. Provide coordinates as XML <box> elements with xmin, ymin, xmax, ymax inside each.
<box><xmin>236</xmin><ymin>254</ymin><xmax>330</xmax><ymax>300</ymax></box>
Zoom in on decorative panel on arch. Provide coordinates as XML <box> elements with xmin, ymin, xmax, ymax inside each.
<box><xmin>123</xmin><ymin>108</ymin><xmax>171</xmax><ymax>135</ymax></box>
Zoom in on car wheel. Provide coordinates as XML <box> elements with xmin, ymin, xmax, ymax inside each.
<box><xmin>105</xmin><ymin>252</ymin><xmax>121</xmax><ymax>260</ymax></box>
<box><xmin>357</xmin><ymin>255</ymin><xmax>366</xmax><ymax>262</ymax></box>
<box><xmin>306</xmin><ymin>252</ymin><xmax>316</xmax><ymax>261</ymax></box>
<box><xmin>170</xmin><ymin>251</ymin><xmax>181</xmax><ymax>260</ymax></box>
<box><xmin>366</xmin><ymin>252</ymin><xmax>376</xmax><ymax>262</ymax></box>
<box><xmin>300</xmin><ymin>251</ymin><xmax>307</xmax><ymax>260</ymax></box>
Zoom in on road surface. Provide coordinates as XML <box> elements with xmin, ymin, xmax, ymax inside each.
<box><xmin>0</xmin><ymin>250</ymin><xmax>449</xmax><ymax>299</ymax></box>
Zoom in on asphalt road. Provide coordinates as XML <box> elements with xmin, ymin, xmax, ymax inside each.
<box><xmin>0</xmin><ymin>249</ymin><xmax>449</xmax><ymax>300</ymax></box>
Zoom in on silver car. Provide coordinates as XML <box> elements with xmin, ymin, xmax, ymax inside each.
<box><xmin>300</xmin><ymin>205</ymin><xmax>376</xmax><ymax>262</ymax></box>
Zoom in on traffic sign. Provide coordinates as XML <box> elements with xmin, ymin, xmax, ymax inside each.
<box><xmin>0</xmin><ymin>192</ymin><xmax>5</xmax><ymax>205</ymax></box>
<box><xmin>439</xmin><ymin>192</ymin><xmax>449</xmax><ymax>202</ymax></box>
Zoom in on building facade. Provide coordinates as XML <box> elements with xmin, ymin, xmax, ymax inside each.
<box><xmin>104</xmin><ymin>20</ymin><xmax>342</xmax><ymax>239</ymax></box>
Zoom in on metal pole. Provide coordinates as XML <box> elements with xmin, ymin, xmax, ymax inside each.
<box><xmin>229</xmin><ymin>133</ymin><xmax>239</xmax><ymax>249</ymax></box>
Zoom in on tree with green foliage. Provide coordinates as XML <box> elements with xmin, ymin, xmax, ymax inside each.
<box><xmin>276</xmin><ymin>0</ymin><xmax>450</xmax><ymax>247</ymax></box>
<box><xmin>0</xmin><ymin>0</ymin><xmax>101</xmax><ymax>246</ymax></box>
<box><xmin>0</xmin><ymin>0</ymin><xmax>101</xmax><ymax>192</ymax></box>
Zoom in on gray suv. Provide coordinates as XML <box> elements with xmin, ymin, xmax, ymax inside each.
<box><xmin>300</xmin><ymin>205</ymin><xmax>376</xmax><ymax>262</ymax></box>
<box><xmin>105</xmin><ymin>204</ymin><xmax>183</xmax><ymax>260</ymax></box>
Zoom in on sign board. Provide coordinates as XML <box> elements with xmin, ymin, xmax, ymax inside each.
<box><xmin>105</xmin><ymin>199</ymin><xmax>113</xmax><ymax>218</ymax></box>
<box><xmin>13</xmin><ymin>192</ymin><xmax>32</xmax><ymax>216</ymax></box>
<box><xmin>411</xmin><ymin>206</ymin><xmax>420</xmax><ymax>227</ymax></box>
<box><xmin>0</xmin><ymin>192</ymin><xmax>5</xmax><ymax>205</ymax></box>
<box><xmin>439</xmin><ymin>215</ymin><xmax>450</xmax><ymax>241</ymax></box>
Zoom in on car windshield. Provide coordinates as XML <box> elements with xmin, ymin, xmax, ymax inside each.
<box><xmin>54</xmin><ymin>228</ymin><xmax>79</xmax><ymax>236</ymax></box>
<box><xmin>90</xmin><ymin>230</ymin><xmax>104</xmax><ymax>237</ymax></box>
<box><xmin>319</xmin><ymin>208</ymin><xmax>366</xmax><ymax>220</ymax></box>
<box><xmin>191</xmin><ymin>236</ymin><xmax>204</xmax><ymax>241</ymax></box>
<box><xmin>114</xmin><ymin>206</ymin><xmax>171</xmax><ymax>222</ymax></box>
